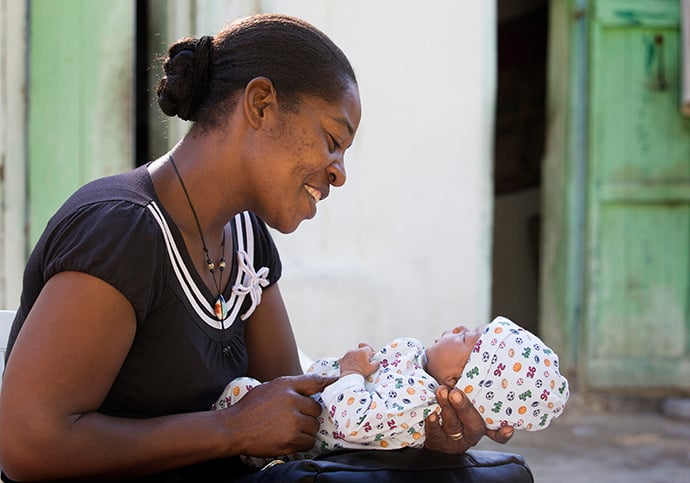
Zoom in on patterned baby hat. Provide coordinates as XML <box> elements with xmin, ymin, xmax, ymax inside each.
<box><xmin>456</xmin><ymin>316</ymin><xmax>569</xmax><ymax>431</ymax></box>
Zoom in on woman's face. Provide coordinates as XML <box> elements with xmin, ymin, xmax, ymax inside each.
<box><xmin>425</xmin><ymin>325</ymin><xmax>486</xmax><ymax>388</ymax></box>
<box><xmin>249</xmin><ymin>80</ymin><xmax>362</xmax><ymax>233</ymax></box>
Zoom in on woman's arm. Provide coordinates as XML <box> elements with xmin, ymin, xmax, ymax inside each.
<box><xmin>0</xmin><ymin>272</ymin><xmax>328</xmax><ymax>481</ymax></box>
<box><xmin>244</xmin><ymin>283</ymin><xmax>303</xmax><ymax>380</ymax></box>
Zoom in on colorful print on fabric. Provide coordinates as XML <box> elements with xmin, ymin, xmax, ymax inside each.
<box><xmin>457</xmin><ymin>316</ymin><xmax>569</xmax><ymax>431</ymax></box>
<box><xmin>311</xmin><ymin>337</ymin><xmax>441</xmax><ymax>452</ymax></box>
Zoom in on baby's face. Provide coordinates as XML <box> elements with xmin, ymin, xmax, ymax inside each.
<box><xmin>425</xmin><ymin>324</ymin><xmax>486</xmax><ymax>387</ymax></box>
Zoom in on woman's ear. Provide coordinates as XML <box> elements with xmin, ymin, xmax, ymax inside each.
<box><xmin>243</xmin><ymin>76</ymin><xmax>278</xmax><ymax>129</ymax></box>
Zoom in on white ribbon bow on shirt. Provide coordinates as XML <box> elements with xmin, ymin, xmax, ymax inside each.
<box><xmin>232</xmin><ymin>249</ymin><xmax>270</xmax><ymax>320</ymax></box>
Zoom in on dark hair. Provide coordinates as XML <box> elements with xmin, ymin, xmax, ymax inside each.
<box><xmin>157</xmin><ymin>13</ymin><xmax>357</xmax><ymax>128</ymax></box>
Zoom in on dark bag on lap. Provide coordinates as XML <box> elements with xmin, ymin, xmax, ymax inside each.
<box><xmin>235</xmin><ymin>448</ymin><xmax>534</xmax><ymax>482</ymax></box>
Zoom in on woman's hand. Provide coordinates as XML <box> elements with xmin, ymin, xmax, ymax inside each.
<box><xmin>222</xmin><ymin>373</ymin><xmax>336</xmax><ymax>457</ymax></box>
<box><xmin>424</xmin><ymin>386</ymin><xmax>514</xmax><ymax>453</ymax></box>
<box><xmin>338</xmin><ymin>343</ymin><xmax>380</xmax><ymax>378</ymax></box>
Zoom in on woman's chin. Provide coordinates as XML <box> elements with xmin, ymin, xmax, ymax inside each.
<box><xmin>262</xmin><ymin>202</ymin><xmax>316</xmax><ymax>234</ymax></box>
<box><xmin>271</xmin><ymin>215</ymin><xmax>310</xmax><ymax>234</ymax></box>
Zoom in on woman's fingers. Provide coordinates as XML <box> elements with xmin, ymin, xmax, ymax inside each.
<box><xmin>231</xmin><ymin>375</ymin><xmax>331</xmax><ymax>456</ymax></box>
<box><xmin>288</xmin><ymin>373</ymin><xmax>337</xmax><ymax>396</ymax></box>
<box><xmin>445</xmin><ymin>388</ymin><xmax>486</xmax><ymax>447</ymax></box>
<box><xmin>424</xmin><ymin>386</ymin><xmax>507</xmax><ymax>453</ymax></box>
<box><xmin>486</xmin><ymin>426</ymin><xmax>515</xmax><ymax>444</ymax></box>
<box><xmin>424</xmin><ymin>410</ymin><xmax>471</xmax><ymax>453</ymax></box>
<box><xmin>437</xmin><ymin>385</ymin><xmax>515</xmax><ymax>445</ymax></box>
<box><xmin>424</xmin><ymin>387</ymin><xmax>469</xmax><ymax>453</ymax></box>
<box><xmin>278</xmin><ymin>374</ymin><xmax>335</xmax><ymax>417</ymax></box>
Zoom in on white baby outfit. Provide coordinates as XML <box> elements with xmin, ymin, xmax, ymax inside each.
<box><xmin>214</xmin><ymin>316</ymin><xmax>569</xmax><ymax>467</ymax></box>
<box><xmin>308</xmin><ymin>337</ymin><xmax>441</xmax><ymax>452</ymax></box>
<box><xmin>213</xmin><ymin>337</ymin><xmax>440</xmax><ymax>465</ymax></box>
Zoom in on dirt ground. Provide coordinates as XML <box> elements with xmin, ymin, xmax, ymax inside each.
<box><xmin>475</xmin><ymin>393</ymin><xmax>690</xmax><ymax>482</ymax></box>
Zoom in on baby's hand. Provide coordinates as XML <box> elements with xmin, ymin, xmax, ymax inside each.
<box><xmin>339</xmin><ymin>343</ymin><xmax>380</xmax><ymax>378</ymax></box>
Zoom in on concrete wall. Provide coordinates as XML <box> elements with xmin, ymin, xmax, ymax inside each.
<box><xmin>253</xmin><ymin>1</ymin><xmax>497</xmax><ymax>358</ymax></box>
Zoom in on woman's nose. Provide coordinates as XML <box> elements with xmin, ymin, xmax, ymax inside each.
<box><xmin>327</xmin><ymin>158</ymin><xmax>346</xmax><ymax>187</ymax></box>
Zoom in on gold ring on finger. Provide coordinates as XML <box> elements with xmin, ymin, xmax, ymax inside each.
<box><xmin>449</xmin><ymin>431</ymin><xmax>464</xmax><ymax>441</ymax></box>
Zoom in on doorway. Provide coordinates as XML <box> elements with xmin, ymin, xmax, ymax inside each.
<box><xmin>491</xmin><ymin>0</ymin><xmax>549</xmax><ymax>336</ymax></box>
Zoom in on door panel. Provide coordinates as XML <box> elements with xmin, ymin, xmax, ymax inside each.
<box><xmin>586</xmin><ymin>0</ymin><xmax>690</xmax><ymax>390</ymax></box>
<box><xmin>28</xmin><ymin>0</ymin><xmax>134</xmax><ymax>246</ymax></box>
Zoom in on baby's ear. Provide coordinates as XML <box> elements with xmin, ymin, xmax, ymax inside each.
<box><xmin>444</xmin><ymin>376</ymin><xmax>459</xmax><ymax>387</ymax></box>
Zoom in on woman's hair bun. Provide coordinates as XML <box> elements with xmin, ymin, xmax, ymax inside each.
<box><xmin>157</xmin><ymin>35</ymin><xmax>214</xmax><ymax>121</ymax></box>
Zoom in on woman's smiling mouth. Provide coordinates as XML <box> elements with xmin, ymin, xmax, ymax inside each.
<box><xmin>304</xmin><ymin>184</ymin><xmax>322</xmax><ymax>202</ymax></box>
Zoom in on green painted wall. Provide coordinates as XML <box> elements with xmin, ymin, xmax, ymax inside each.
<box><xmin>586</xmin><ymin>0</ymin><xmax>690</xmax><ymax>390</ymax></box>
<box><xmin>543</xmin><ymin>0</ymin><xmax>690</xmax><ymax>393</ymax></box>
<box><xmin>28</xmin><ymin>0</ymin><xmax>134</xmax><ymax>246</ymax></box>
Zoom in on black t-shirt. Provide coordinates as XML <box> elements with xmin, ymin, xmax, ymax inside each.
<box><xmin>3</xmin><ymin>165</ymin><xmax>282</xmax><ymax>481</ymax></box>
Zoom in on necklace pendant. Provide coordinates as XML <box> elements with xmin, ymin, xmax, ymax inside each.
<box><xmin>214</xmin><ymin>294</ymin><xmax>227</xmax><ymax>320</ymax></box>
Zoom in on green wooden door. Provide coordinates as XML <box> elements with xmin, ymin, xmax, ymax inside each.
<box><xmin>28</xmin><ymin>0</ymin><xmax>134</xmax><ymax>246</ymax></box>
<box><xmin>586</xmin><ymin>0</ymin><xmax>690</xmax><ymax>390</ymax></box>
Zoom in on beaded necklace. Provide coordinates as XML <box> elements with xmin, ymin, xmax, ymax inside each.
<box><xmin>169</xmin><ymin>155</ymin><xmax>229</xmax><ymax>326</ymax></box>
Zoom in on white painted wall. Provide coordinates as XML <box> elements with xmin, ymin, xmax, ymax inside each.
<box><xmin>252</xmin><ymin>1</ymin><xmax>497</xmax><ymax>359</ymax></box>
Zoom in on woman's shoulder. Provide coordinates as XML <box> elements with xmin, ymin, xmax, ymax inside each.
<box><xmin>41</xmin><ymin>182</ymin><xmax>158</xmax><ymax>252</ymax></box>
<box><xmin>64</xmin><ymin>165</ymin><xmax>156</xmax><ymax>210</ymax></box>
<box><xmin>29</xmin><ymin>169</ymin><xmax>168</xmax><ymax>323</ymax></box>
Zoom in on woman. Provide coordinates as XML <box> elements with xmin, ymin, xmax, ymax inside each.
<box><xmin>0</xmin><ymin>13</ymin><xmax>511</xmax><ymax>482</ymax></box>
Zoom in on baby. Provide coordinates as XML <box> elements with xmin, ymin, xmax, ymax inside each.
<box><xmin>214</xmin><ymin>316</ymin><xmax>569</xmax><ymax>464</ymax></box>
